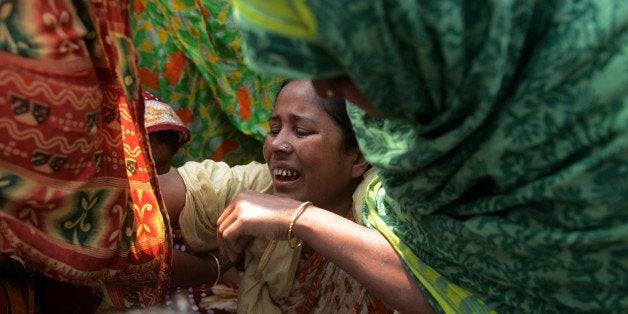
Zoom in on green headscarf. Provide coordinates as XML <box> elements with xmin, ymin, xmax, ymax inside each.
<box><xmin>233</xmin><ymin>0</ymin><xmax>628</xmax><ymax>312</ymax></box>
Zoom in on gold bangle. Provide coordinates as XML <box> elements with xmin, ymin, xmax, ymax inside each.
<box><xmin>208</xmin><ymin>251</ymin><xmax>221</xmax><ymax>285</ymax></box>
<box><xmin>287</xmin><ymin>201</ymin><xmax>312</xmax><ymax>249</ymax></box>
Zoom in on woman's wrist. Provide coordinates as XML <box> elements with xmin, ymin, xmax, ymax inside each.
<box><xmin>287</xmin><ymin>201</ymin><xmax>312</xmax><ymax>248</ymax></box>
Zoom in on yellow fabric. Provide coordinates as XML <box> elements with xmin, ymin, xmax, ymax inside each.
<box><xmin>238</xmin><ymin>240</ymin><xmax>300</xmax><ymax>314</ymax></box>
<box><xmin>233</xmin><ymin>0</ymin><xmax>317</xmax><ymax>40</ymax></box>
<box><xmin>178</xmin><ymin>162</ymin><xmax>377</xmax><ymax>312</ymax></box>
<box><xmin>177</xmin><ymin>160</ymin><xmax>272</xmax><ymax>253</ymax></box>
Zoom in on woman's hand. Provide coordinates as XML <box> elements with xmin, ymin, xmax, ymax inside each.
<box><xmin>216</xmin><ymin>191</ymin><xmax>302</xmax><ymax>261</ymax></box>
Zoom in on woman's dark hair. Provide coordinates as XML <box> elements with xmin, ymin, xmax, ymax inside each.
<box><xmin>276</xmin><ymin>80</ymin><xmax>358</xmax><ymax>153</ymax></box>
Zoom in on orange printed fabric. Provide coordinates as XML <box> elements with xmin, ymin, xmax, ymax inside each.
<box><xmin>0</xmin><ymin>0</ymin><xmax>170</xmax><ymax>310</ymax></box>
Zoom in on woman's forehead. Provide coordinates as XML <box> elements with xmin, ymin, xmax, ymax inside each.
<box><xmin>271</xmin><ymin>101</ymin><xmax>327</xmax><ymax>123</ymax></box>
<box><xmin>277</xmin><ymin>80</ymin><xmax>317</xmax><ymax>101</ymax></box>
<box><xmin>274</xmin><ymin>82</ymin><xmax>326</xmax><ymax>117</ymax></box>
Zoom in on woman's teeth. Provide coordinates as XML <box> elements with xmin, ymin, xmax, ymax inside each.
<box><xmin>273</xmin><ymin>168</ymin><xmax>297</xmax><ymax>179</ymax></box>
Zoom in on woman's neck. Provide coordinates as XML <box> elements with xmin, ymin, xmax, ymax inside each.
<box><xmin>321</xmin><ymin>179</ymin><xmax>361</xmax><ymax>217</ymax></box>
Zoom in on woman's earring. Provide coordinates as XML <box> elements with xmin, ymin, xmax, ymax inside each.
<box><xmin>326</xmin><ymin>88</ymin><xmax>335</xmax><ymax>98</ymax></box>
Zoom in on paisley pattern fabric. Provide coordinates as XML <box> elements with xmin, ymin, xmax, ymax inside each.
<box><xmin>131</xmin><ymin>0</ymin><xmax>283</xmax><ymax>165</ymax></box>
<box><xmin>232</xmin><ymin>0</ymin><xmax>628</xmax><ymax>312</ymax></box>
<box><xmin>0</xmin><ymin>0</ymin><xmax>170</xmax><ymax>309</ymax></box>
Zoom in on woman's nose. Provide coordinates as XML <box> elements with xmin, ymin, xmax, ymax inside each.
<box><xmin>270</xmin><ymin>133</ymin><xmax>291</xmax><ymax>152</ymax></box>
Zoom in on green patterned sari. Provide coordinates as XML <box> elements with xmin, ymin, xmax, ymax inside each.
<box><xmin>232</xmin><ymin>0</ymin><xmax>628</xmax><ymax>313</ymax></box>
<box><xmin>131</xmin><ymin>0</ymin><xmax>283</xmax><ymax>165</ymax></box>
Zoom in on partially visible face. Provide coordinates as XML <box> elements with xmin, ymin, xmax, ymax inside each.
<box><xmin>149</xmin><ymin>138</ymin><xmax>175</xmax><ymax>175</ymax></box>
<box><xmin>263</xmin><ymin>80</ymin><xmax>362</xmax><ymax>211</ymax></box>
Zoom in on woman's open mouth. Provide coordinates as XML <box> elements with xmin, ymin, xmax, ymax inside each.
<box><xmin>273</xmin><ymin>168</ymin><xmax>299</xmax><ymax>182</ymax></box>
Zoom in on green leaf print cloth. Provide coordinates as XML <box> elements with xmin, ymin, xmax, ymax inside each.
<box><xmin>131</xmin><ymin>0</ymin><xmax>283</xmax><ymax>165</ymax></box>
<box><xmin>232</xmin><ymin>0</ymin><xmax>628</xmax><ymax>312</ymax></box>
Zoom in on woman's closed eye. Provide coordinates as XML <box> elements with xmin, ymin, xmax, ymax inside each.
<box><xmin>295</xmin><ymin>128</ymin><xmax>312</xmax><ymax>137</ymax></box>
<box><xmin>268</xmin><ymin>127</ymin><xmax>281</xmax><ymax>136</ymax></box>
<box><xmin>268</xmin><ymin>125</ymin><xmax>313</xmax><ymax>137</ymax></box>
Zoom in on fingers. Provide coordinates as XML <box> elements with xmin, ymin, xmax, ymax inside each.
<box><xmin>217</xmin><ymin>225</ymin><xmax>251</xmax><ymax>262</ymax></box>
<box><xmin>216</xmin><ymin>198</ymin><xmax>234</xmax><ymax>226</ymax></box>
<box><xmin>217</xmin><ymin>204</ymin><xmax>235</xmax><ymax>236</ymax></box>
<box><xmin>215</xmin><ymin>191</ymin><xmax>298</xmax><ymax>261</ymax></box>
<box><xmin>217</xmin><ymin>196</ymin><xmax>255</xmax><ymax>261</ymax></box>
<box><xmin>217</xmin><ymin>231</ymin><xmax>238</xmax><ymax>262</ymax></box>
<box><xmin>217</xmin><ymin>203</ymin><xmax>241</xmax><ymax>261</ymax></box>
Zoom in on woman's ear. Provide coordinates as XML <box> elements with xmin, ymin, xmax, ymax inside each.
<box><xmin>351</xmin><ymin>150</ymin><xmax>370</xmax><ymax>179</ymax></box>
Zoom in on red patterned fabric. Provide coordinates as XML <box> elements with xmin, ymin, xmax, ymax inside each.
<box><xmin>277</xmin><ymin>252</ymin><xmax>393</xmax><ymax>314</ymax></box>
<box><xmin>0</xmin><ymin>0</ymin><xmax>171</xmax><ymax>310</ymax></box>
<box><xmin>276</xmin><ymin>211</ymin><xmax>393</xmax><ymax>314</ymax></box>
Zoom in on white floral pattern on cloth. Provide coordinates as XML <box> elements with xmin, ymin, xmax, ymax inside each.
<box><xmin>143</xmin><ymin>90</ymin><xmax>191</xmax><ymax>144</ymax></box>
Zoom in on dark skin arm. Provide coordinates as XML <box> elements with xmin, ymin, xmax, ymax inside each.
<box><xmin>159</xmin><ymin>170</ymin><xmax>187</xmax><ymax>228</ymax></box>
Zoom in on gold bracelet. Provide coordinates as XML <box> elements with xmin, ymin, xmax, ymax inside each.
<box><xmin>208</xmin><ymin>251</ymin><xmax>221</xmax><ymax>285</ymax></box>
<box><xmin>287</xmin><ymin>201</ymin><xmax>312</xmax><ymax>249</ymax></box>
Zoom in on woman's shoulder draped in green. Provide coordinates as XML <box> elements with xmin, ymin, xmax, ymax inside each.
<box><xmin>234</xmin><ymin>0</ymin><xmax>628</xmax><ymax>312</ymax></box>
